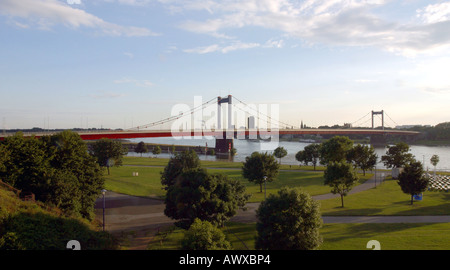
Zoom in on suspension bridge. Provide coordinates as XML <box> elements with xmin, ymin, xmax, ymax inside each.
<box><xmin>0</xmin><ymin>95</ymin><xmax>419</xmax><ymax>153</ymax></box>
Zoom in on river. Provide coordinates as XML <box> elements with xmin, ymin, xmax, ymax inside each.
<box><xmin>127</xmin><ymin>137</ymin><xmax>450</xmax><ymax>172</ymax></box>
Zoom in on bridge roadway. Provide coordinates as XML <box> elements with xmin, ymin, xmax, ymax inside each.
<box><xmin>0</xmin><ymin>128</ymin><xmax>419</xmax><ymax>140</ymax></box>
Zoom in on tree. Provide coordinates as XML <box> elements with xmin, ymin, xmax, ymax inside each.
<box><xmin>323</xmin><ymin>161</ymin><xmax>359</xmax><ymax>208</ymax></box>
<box><xmin>381</xmin><ymin>142</ymin><xmax>414</xmax><ymax>169</ymax></box>
<box><xmin>319</xmin><ymin>136</ymin><xmax>354</xmax><ymax>164</ymax></box>
<box><xmin>273</xmin><ymin>146</ymin><xmax>287</xmax><ymax>164</ymax></box>
<box><xmin>0</xmin><ymin>132</ymin><xmax>50</xmax><ymax>197</ymax></box>
<box><xmin>90</xmin><ymin>138</ymin><xmax>128</xmax><ymax>175</ymax></box>
<box><xmin>430</xmin><ymin>154</ymin><xmax>439</xmax><ymax>178</ymax></box>
<box><xmin>160</xmin><ymin>150</ymin><xmax>201</xmax><ymax>188</ymax></box>
<box><xmin>0</xmin><ymin>144</ymin><xmax>11</xmax><ymax>177</ymax></box>
<box><xmin>398</xmin><ymin>160</ymin><xmax>429</xmax><ymax>205</ymax></box>
<box><xmin>242</xmin><ymin>152</ymin><xmax>279</xmax><ymax>193</ymax></box>
<box><xmin>45</xmin><ymin>130</ymin><xmax>105</xmax><ymax>220</ymax></box>
<box><xmin>164</xmin><ymin>169</ymin><xmax>250</xmax><ymax>229</ymax></box>
<box><xmin>135</xmin><ymin>141</ymin><xmax>148</xmax><ymax>157</ymax></box>
<box><xmin>0</xmin><ymin>131</ymin><xmax>104</xmax><ymax>220</ymax></box>
<box><xmin>347</xmin><ymin>144</ymin><xmax>378</xmax><ymax>176</ymax></box>
<box><xmin>296</xmin><ymin>144</ymin><xmax>321</xmax><ymax>170</ymax></box>
<box><xmin>152</xmin><ymin>145</ymin><xmax>161</xmax><ymax>157</ymax></box>
<box><xmin>255</xmin><ymin>187</ymin><xmax>322</xmax><ymax>250</ymax></box>
<box><xmin>181</xmin><ymin>219</ymin><xmax>231</xmax><ymax>250</ymax></box>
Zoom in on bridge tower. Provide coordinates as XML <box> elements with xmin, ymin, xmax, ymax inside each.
<box><xmin>215</xmin><ymin>95</ymin><xmax>234</xmax><ymax>156</ymax></box>
<box><xmin>371</xmin><ymin>110</ymin><xmax>386</xmax><ymax>146</ymax></box>
<box><xmin>371</xmin><ymin>110</ymin><xmax>384</xmax><ymax>130</ymax></box>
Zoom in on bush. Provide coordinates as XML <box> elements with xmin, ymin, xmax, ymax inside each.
<box><xmin>181</xmin><ymin>219</ymin><xmax>231</xmax><ymax>250</ymax></box>
<box><xmin>0</xmin><ymin>211</ymin><xmax>117</xmax><ymax>250</ymax></box>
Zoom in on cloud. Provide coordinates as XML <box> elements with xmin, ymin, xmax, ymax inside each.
<box><xmin>417</xmin><ymin>2</ymin><xmax>450</xmax><ymax>24</ymax></box>
<box><xmin>124</xmin><ymin>52</ymin><xmax>134</xmax><ymax>58</ymax></box>
<box><xmin>66</xmin><ymin>0</ymin><xmax>82</xmax><ymax>5</ymax></box>
<box><xmin>113</xmin><ymin>78</ymin><xmax>154</xmax><ymax>87</ymax></box>
<box><xmin>170</xmin><ymin>0</ymin><xmax>450</xmax><ymax>57</ymax></box>
<box><xmin>0</xmin><ymin>0</ymin><xmax>158</xmax><ymax>37</ymax></box>
<box><xmin>183</xmin><ymin>41</ymin><xmax>260</xmax><ymax>54</ymax></box>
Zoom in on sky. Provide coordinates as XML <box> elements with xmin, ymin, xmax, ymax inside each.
<box><xmin>1</xmin><ymin>0</ymin><xmax>450</xmax><ymax>130</ymax></box>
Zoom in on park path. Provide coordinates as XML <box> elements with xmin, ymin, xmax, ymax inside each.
<box><xmin>94</xmin><ymin>171</ymin><xmax>450</xmax><ymax>249</ymax></box>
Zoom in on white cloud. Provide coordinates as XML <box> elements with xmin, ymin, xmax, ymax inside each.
<box><xmin>169</xmin><ymin>0</ymin><xmax>450</xmax><ymax>57</ymax></box>
<box><xmin>0</xmin><ymin>0</ymin><xmax>158</xmax><ymax>37</ymax></box>
<box><xmin>113</xmin><ymin>78</ymin><xmax>154</xmax><ymax>87</ymax></box>
<box><xmin>67</xmin><ymin>0</ymin><xmax>82</xmax><ymax>5</ymax></box>
<box><xmin>124</xmin><ymin>52</ymin><xmax>134</xmax><ymax>58</ymax></box>
<box><xmin>417</xmin><ymin>2</ymin><xmax>450</xmax><ymax>24</ymax></box>
<box><xmin>102</xmin><ymin>0</ymin><xmax>152</xmax><ymax>6</ymax></box>
<box><xmin>183</xmin><ymin>41</ymin><xmax>260</xmax><ymax>54</ymax></box>
<box><xmin>183</xmin><ymin>44</ymin><xmax>221</xmax><ymax>54</ymax></box>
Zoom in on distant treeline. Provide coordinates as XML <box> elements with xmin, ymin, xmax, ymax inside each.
<box><xmin>405</xmin><ymin>122</ymin><xmax>450</xmax><ymax>141</ymax></box>
<box><xmin>2</xmin><ymin>127</ymin><xmax>119</xmax><ymax>133</ymax></box>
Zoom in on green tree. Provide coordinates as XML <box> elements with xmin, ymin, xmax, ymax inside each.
<box><xmin>90</xmin><ymin>138</ymin><xmax>128</xmax><ymax>175</ymax></box>
<box><xmin>295</xmin><ymin>144</ymin><xmax>321</xmax><ymax>170</ymax></box>
<box><xmin>181</xmin><ymin>219</ymin><xmax>231</xmax><ymax>250</ymax></box>
<box><xmin>430</xmin><ymin>154</ymin><xmax>440</xmax><ymax>167</ymax></box>
<box><xmin>347</xmin><ymin>144</ymin><xmax>378</xmax><ymax>176</ymax></box>
<box><xmin>255</xmin><ymin>187</ymin><xmax>322</xmax><ymax>250</ymax></box>
<box><xmin>0</xmin><ymin>144</ymin><xmax>11</xmax><ymax>176</ymax></box>
<box><xmin>323</xmin><ymin>161</ymin><xmax>359</xmax><ymax>208</ymax></box>
<box><xmin>381</xmin><ymin>142</ymin><xmax>414</xmax><ymax>169</ymax></box>
<box><xmin>135</xmin><ymin>141</ymin><xmax>148</xmax><ymax>157</ymax></box>
<box><xmin>0</xmin><ymin>132</ymin><xmax>50</xmax><ymax>198</ymax></box>
<box><xmin>160</xmin><ymin>150</ymin><xmax>201</xmax><ymax>188</ymax></box>
<box><xmin>273</xmin><ymin>146</ymin><xmax>287</xmax><ymax>164</ymax></box>
<box><xmin>398</xmin><ymin>160</ymin><xmax>429</xmax><ymax>205</ymax></box>
<box><xmin>164</xmin><ymin>169</ymin><xmax>250</xmax><ymax>229</ymax></box>
<box><xmin>1</xmin><ymin>131</ymin><xmax>104</xmax><ymax>220</ymax></box>
<box><xmin>45</xmin><ymin>130</ymin><xmax>104</xmax><ymax>220</ymax></box>
<box><xmin>319</xmin><ymin>136</ymin><xmax>354</xmax><ymax>164</ymax></box>
<box><xmin>430</xmin><ymin>154</ymin><xmax>439</xmax><ymax>178</ymax></box>
<box><xmin>242</xmin><ymin>152</ymin><xmax>279</xmax><ymax>193</ymax></box>
<box><xmin>152</xmin><ymin>145</ymin><xmax>161</xmax><ymax>157</ymax></box>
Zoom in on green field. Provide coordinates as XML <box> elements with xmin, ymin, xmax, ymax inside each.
<box><xmin>105</xmin><ymin>157</ymin><xmax>372</xmax><ymax>202</ymax></box>
<box><xmin>148</xmin><ymin>222</ymin><xmax>450</xmax><ymax>250</ymax></box>
<box><xmin>107</xmin><ymin>156</ymin><xmax>450</xmax><ymax>250</ymax></box>
<box><xmin>320</xmin><ymin>177</ymin><xmax>450</xmax><ymax>216</ymax></box>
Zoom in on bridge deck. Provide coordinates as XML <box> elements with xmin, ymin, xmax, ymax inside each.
<box><xmin>0</xmin><ymin>128</ymin><xmax>419</xmax><ymax>141</ymax></box>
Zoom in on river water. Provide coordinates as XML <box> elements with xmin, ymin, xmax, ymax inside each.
<box><xmin>127</xmin><ymin>137</ymin><xmax>450</xmax><ymax>172</ymax></box>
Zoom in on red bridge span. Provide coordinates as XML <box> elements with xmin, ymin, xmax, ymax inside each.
<box><xmin>0</xmin><ymin>128</ymin><xmax>418</xmax><ymax>141</ymax></box>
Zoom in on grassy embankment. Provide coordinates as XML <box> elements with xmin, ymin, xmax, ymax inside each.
<box><xmin>0</xmin><ymin>182</ymin><xmax>116</xmax><ymax>250</ymax></box>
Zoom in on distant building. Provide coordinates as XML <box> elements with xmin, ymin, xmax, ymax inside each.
<box><xmin>344</xmin><ymin>123</ymin><xmax>352</xmax><ymax>128</ymax></box>
<box><xmin>248</xmin><ymin>116</ymin><xmax>255</xmax><ymax>129</ymax></box>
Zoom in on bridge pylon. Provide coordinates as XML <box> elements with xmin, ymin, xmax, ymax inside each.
<box><xmin>215</xmin><ymin>95</ymin><xmax>234</xmax><ymax>156</ymax></box>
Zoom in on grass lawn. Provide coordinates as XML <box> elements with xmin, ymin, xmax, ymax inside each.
<box><xmin>147</xmin><ymin>222</ymin><xmax>450</xmax><ymax>250</ymax></box>
<box><xmin>106</xmin><ymin>157</ymin><xmax>373</xmax><ymax>203</ymax></box>
<box><xmin>123</xmin><ymin>156</ymin><xmax>328</xmax><ymax>171</ymax></box>
<box><xmin>319</xmin><ymin>177</ymin><xmax>450</xmax><ymax>216</ymax></box>
<box><xmin>109</xmin><ymin>156</ymin><xmax>372</xmax><ymax>201</ymax></box>
<box><xmin>104</xmin><ymin>165</ymin><xmax>344</xmax><ymax>202</ymax></box>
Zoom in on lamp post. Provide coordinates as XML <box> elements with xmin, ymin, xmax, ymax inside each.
<box><xmin>263</xmin><ymin>176</ymin><xmax>267</xmax><ymax>200</ymax></box>
<box><xmin>102</xmin><ymin>189</ymin><xmax>107</xmax><ymax>231</ymax></box>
